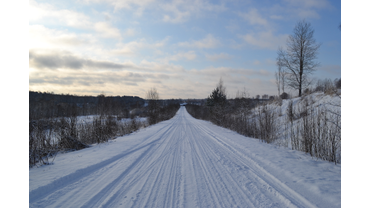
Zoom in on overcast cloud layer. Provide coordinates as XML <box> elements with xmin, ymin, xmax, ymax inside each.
<box><xmin>29</xmin><ymin>0</ymin><xmax>341</xmax><ymax>99</ymax></box>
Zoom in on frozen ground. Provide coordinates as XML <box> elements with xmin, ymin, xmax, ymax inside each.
<box><xmin>29</xmin><ymin>106</ymin><xmax>340</xmax><ymax>208</ymax></box>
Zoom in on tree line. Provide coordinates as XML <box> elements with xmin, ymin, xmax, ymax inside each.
<box><xmin>29</xmin><ymin>91</ymin><xmax>145</xmax><ymax>120</ymax></box>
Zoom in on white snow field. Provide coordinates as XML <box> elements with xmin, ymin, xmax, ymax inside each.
<box><xmin>29</xmin><ymin>106</ymin><xmax>340</xmax><ymax>208</ymax></box>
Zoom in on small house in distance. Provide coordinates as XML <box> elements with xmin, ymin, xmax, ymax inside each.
<box><xmin>180</xmin><ymin>103</ymin><xmax>187</xmax><ymax>106</ymax></box>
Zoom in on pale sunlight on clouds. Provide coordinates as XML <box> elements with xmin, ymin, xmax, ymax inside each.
<box><xmin>29</xmin><ymin>0</ymin><xmax>341</xmax><ymax>98</ymax></box>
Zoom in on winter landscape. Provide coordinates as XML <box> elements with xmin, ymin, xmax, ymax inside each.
<box><xmin>27</xmin><ymin>0</ymin><xmax>344</xmax><ymax>207</ymax></box>
<box><xmin>29</xmin><ymin>89</ymin><xmax>341</xmax><ymax>208</ymax></box>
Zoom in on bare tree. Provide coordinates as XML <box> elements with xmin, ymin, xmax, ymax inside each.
<box><xmin>146</xmin><ymin>87</ymin><xmax>159</xmax><ymax>100</ymax></box>
<box><xmin>275</xmin><ymin>71</ymin><xmax>281</xmax><ymax>96</ymax></box>
<box><xmin>277</xmin><ymin>20</ymin><xmax>321</xmax><ymax>97</ymax></box>
<box><xmin>276</xmin><ymin>55</ymin><xmax>287</xmax><ymax>96</ymax></box>
<box><xmin>146</xmin><ymin>87</ymin><xmax>160</xmax><ymax>125</ymax></box>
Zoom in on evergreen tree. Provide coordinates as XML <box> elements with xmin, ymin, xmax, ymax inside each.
<box><xmin>206</xmin><ymin>78</ymin><xmax>227</xmax><ymax>125</ymax></box>
<box><xmin>206</xmin><ymin>87</ymin><xmax>226</xmax><ymax>107</ymax></box>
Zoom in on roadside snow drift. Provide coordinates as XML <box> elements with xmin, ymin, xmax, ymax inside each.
<box><xmin>29</xmin><ymin>106</ymin><xmax>340</xmax><ymax>208</ymax></box>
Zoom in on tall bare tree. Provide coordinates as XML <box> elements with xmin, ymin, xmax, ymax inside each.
<box><xmin>275</xmin><ymin>55</ymin><xmax>287</xmax><ymax>96</ymax></box>
<box><xmin>275</xmin><ymin>71</ymin><xmax>281</xmax><ymax>96</ymax></box>
<box><xmin>278</xmin><ymin>20</ymin><xmax>321</xmax><ymax>97</ymax></box>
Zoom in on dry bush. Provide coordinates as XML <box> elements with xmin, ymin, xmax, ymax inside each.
<box><xmin>303</xmin><ymin>88</ymin><xmax>312</xmax><ymax>95</ymax></box>
<box><xmin>286</xmin><ymin>100</ymin><xmax>295</xmax><ymax>122</ymax></box>
<box><xmin>314</xmin><ymin>78</ymin><xmax>338</xmax><ymax>95</ymax></box>
<box><xmin>29</xmin><ymin>119</ymin><xmax>58</xmax><ymax>167</ymax></box>
<box><xmin>277</xmin><ymin>98</ymin><xmax>284</xmax><ymax>107</ymax></box>
<box><xmin>280</xmin><ymin>92</ymin><xmax>289</xmax><ymax>99</ymax></box>
<box><xmin>256</xmin><ymin>104</ymin><xmax>278</xmax><ymax>143</ymax></box>
<box><xmin>284</xmin><ymin>98</ymin><xmax>341</xmax><ymax>164</ymax></box>
<box><xmin>186</xmin><ymin>89</ymin><xmax>340</xmax><ymax>164</ymax></box>
<box><xmin>29</xmin><ymin>114</ymin><xmax>151</xmax><ymax>167</ymax></box>
<box><xmin>59</xmin><ymin>136</ymin><xmax>88</xmax><ymax>151</ymax></box>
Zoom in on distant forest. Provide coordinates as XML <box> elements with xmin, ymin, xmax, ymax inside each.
<box><xmin>29</xmin><ymin>91</ymin><xmax>186</xmax><ymax>119</ymax></box>
<box><xmin>29</xmin><ymin>91</ymin><xmax>145</xmax><ymax>119</ymax></box>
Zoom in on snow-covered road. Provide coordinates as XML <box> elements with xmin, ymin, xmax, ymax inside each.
<box><xmin>29</xmin><ymin>106</ymin><xmax>340</xmax><ymax>208</ymax></box>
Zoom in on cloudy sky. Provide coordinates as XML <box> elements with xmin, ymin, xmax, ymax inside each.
<box><xmin>29</xmin><ymin>0</ymin><xmax>341</xmax><ymax>99</ymax></box>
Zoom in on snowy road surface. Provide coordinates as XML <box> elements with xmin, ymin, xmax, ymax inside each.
<box><xmin>29</xmin><ymin>106</ymin><xmax>340</xmax><ymax>208</ymax></box>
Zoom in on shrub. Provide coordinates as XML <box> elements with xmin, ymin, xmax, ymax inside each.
<box><xmin>303</xmin><ymin>88</ymin><xmax>311</xmax><ymax>95</ymax></box>
<box><xmin>280</xmin><ymin>92</ymin><xmax>289</xmax><ymax>99</ymax></box>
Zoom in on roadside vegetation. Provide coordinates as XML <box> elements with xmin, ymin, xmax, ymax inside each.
<box><xmin>29</xmin><ymin>90</ymin><xmax>180</xmax><ymax>168</ymax></box>
<box><xmin>187</xmin><ymin>19</ymin><xmax>341</xmax><ymax>164</ymax></box>
<box><xmin>186</xmin><ymin>77</ymin><xmax>341</xmax><ymax>164</ymax></box>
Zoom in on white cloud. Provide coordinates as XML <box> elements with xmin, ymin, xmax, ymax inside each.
<box><xmin>29</xmin><ymin>25</ymin><xmax>96</xmax><ymax>50</ymax></box>
<box><xmin>280</xmin><ymin>0</ymin><xmax>333</xmax><ymax>19</ymax></box>
<box><xmin>170</xmin><ymin>51</ymin><xmax>197</xmax><ymax>61</ymax></box>
<box><xmin>270</xmin><ymin>15</ymin><xmax>284</xmax><ymax>20</ymax></box>
<box><xmin>86</xmin><ymin>0</ymin><xmax>226</xmax><ymax>23</ymax></box>
<box><xmin>160</xmin><ymin>51</ymin><xmax>197</xmax><ymax>63</ymax></box>
<box><xmin>225</xmin><ymin>22</ymin><xmax>240</xmax><ymax>32</ymax></box>
<box><xmin>29</xmin><ymin>48</ymin><xmax>277</xmax><ymax>98</ymax></box>
<box><xmin>205</xmin><ymin>53</ymin><xmax>232</xmax><ymax>61</ymax></box>
<box><xmin>29</xmin><ymin>0</ymin><xmax>50</xmax><ymax>21</ymax></box>
<box><xmin>253</xmin><ymin>60</ymin><xmax>261</xmax><ymax>65</ymax></box>
<box><xmin>124</xmin><ymin>28</ymin><xmax>136</xmax><ymax>36</ymax></box>
<box><xmin>111</xmin><ymin>37</ymin><xmax>170</xmax><ymax>55</ymax></box>
<box><xmin>162</xmin><ymin>12</ymin><xmax>190</xmax><ymax>23</ymax></box>
<box><xmin>83</xmin><ymin>0</ymin><xmax>154</xmax><ymax>11</ymax></box>
<box><xmin>29</xmin><ymin>49</ymin><xmax>134</xmax><ymax>71</ymax></box>
<box><xmin>29</xmin><ymin>0</ymin><xmax>334</xmax><ymax>99</ymax></box>
<box><xmin>94</xmin><ymin>22</ymin><xmax>121</xmax><ymax>39</ymax></box>
<box><xmin>295</xmin><ymin>9</ymin><xmax>320</xmax><ymax>19</ymax></box>
<box><xmin>283</xmin><ymin>0</ymin><xmax>331</xmax><ymax>9</ymax></box>
<box><xmin>178</xmin><ymin>34</ymin><xmax>221</xmax><ymax>49</ymax></box>
<box><xmin>238</xmin><ymin>8</ymin><xmax>268</xmax><ymax>26</ymax></box>
<box><xmin>190</xmin><ymin>66</ymin><xmax>272</xmax><ymax>79</ymax></box>
<box><xmin>160</xmin><ymin>0</ymin><xmax>224</xmax><ymax>23</ymax></box>
<box><xmin>163</xmin><ymin>0</ymin><xmax>226</xmax><ymax>23</ymax></box>
<box><xmin>111</xmin><ymin>40</ymin><xmax>145</xmax><ymax>55</ymax></box>
<box><xmin>29</xmin><ymin>0</ymin><xmax>91</xmax><ymax>29</ymax></box>
<box><xmin>239</xmin><ymin>31</ymin><xmax>289</xmax><ymax>50</ymax></box>
<box><xmin>30</xmin><ymin>0</ymin><xmax>122</xmax><ymax>39</ymax></box>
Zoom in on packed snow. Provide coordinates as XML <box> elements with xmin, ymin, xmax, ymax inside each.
<box><xmin>29</xmin><ymin>106</ymin><xmax>340</xmax><ymax>207</ymax></box>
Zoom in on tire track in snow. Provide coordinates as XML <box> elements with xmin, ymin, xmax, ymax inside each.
<box><xmin>187</xmin><ymin>130</ymin><xmax>223</xmax><ymax>207</ymax></box>
<box><xmin>193</xmin><ymin>125</ymin><xmax>288</xmax><ymax>207</ymax></box>
<box><xmin>29</xmin><ymin>117</ymin><xmax>179</xmax><ymax>207</ymax></box>
<box><xmin>188</xmin><ymin>122</ymin><xmax>258</xmax><ymax>207</ymax></box>
<box><xmin>98</xmin><ymin>116</ymin><xmax>184</xmax><ymax>208</ymax></box>
<box><xmin>91</xmin><ymin>118</ymin><xmax>183</xmax><ymax>208</ymax></box>
<box><xmin>30</xmin><ymin>107</ymin><xmax>330</xmax><ymax>208</ymax></box>
<box><xmin>191</xmin><ymin>117</ymin><xmax>317</xmax><ymax>208</ymax></box>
